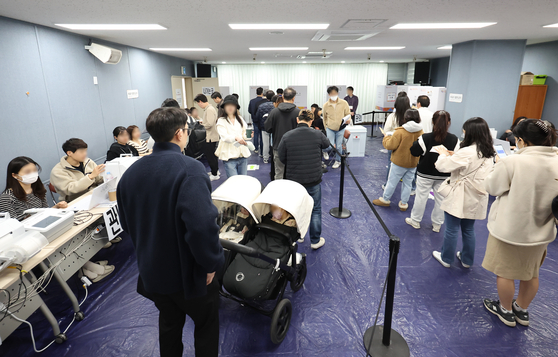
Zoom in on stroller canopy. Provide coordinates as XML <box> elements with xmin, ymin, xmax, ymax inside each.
<box><xmin>252</xmin><ymin>180</ymin><xmax>314</xmax><ymax>238</ymax></box>
<box><xmin>211</xmin><ymin>175</ymin><xmax>261</xmax><ymax>222</ymax></box>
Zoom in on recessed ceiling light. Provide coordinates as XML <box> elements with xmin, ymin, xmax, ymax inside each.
<box><xmin>341</xmin><ymin>61</ymin><xmax>346</xmax><ymax>63</ymax></box>
<box><xmin>390</xmin><ymin>22</ymin><xmax>496</xmax><ymax>29</ymax></box>
<box><xmin>230</xmin><ymin>24</ymin><xmax>329</xmax><ymax>30</ymax></box>
<box><xmin>249</xmin><ymin>47</ymin><xmax>308</xmax><ymax>51</ymax></box>
<box><xmin>261</xmin><ymin>61</ymin><xmax>265</xmax><ymax>64</ymax></box>
<box><xmin>438</xmin><ymin>45</ymin><xmax>453</xmax><ymax>50</ymax></box>
<box><xmin>380</xmin><ymin>60</ymin><xmax>385</xmax><ymax>62</ymax></box>
<box><xmin>302</xmin><ymin>61</ymin><xmax>307</xmax><ymax>63</ymax></box>
<box><xmin>55</xmin><ymin>24</ymin><xmax>166</xmax><ymax>30</ymax></box>
<box><xmin>222</xmin><ymin>62</ymin><xmax>227</xmax><ymax>64</ymax></box>
<box><xmin>345</xmin><ymin>47</ymin><xmax>405</xmax><ymax>50</ymax></box>
<box><xmin>543</xmin><ymin>23</ymin><xmax>558</xmax><ymax>28</ymax></box>
<box><xmin>150</xmin><ymin>48</ymin><xmax>212</xmax><ymax>51</ymax></box>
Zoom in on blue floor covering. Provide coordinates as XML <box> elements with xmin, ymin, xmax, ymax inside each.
<box><xmin>2</xmin><ymin>130</ymin><xmax>557</xmax><ymax>356</ymax></box>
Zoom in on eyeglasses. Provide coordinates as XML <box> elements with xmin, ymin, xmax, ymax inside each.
<box><xmin>177</xmin><ymin>127</ymin><xmax>192</xmax><ymax>136</ymax></box>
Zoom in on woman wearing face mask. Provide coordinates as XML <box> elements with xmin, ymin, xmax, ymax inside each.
<box><xmin>0</xmin><ymin>157</ymin><xmax>115</xmax><ymax>282</ymax></box>
<box><xmin>215</xmin><ymin>95</ymin><xmax>251</xmax><ymax>178</ymax></box>
<box><xmin>106</xmin><ymin>126</ymin><xmax>139</xmax><ymax>162</ymax></box>
<box><xmin>482</xmin><ymin>119</ymin><xmax>558</xmax><ymax>328</ymax></box>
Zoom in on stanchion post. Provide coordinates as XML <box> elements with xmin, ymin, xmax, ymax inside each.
<box><xmin>329</xmin><ymin>153</ymin><xmax>351</xmax><ymax>219</ymax></box>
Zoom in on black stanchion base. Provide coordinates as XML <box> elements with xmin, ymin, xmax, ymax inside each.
<box><xmin>363</xmin><ymin>325</ymin><xmax>410</xmax><ymax>357</ymax></box>
<box><xmin>329</xmin><ymin>207</ymin><xmax>352</xmax><ymax>219</ymax></box>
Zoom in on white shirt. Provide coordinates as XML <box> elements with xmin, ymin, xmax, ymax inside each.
<box><xmin>418</xmin><ymin>107</ymin><xmax>433</xmax><ymax>134</ymax></box>
<box><xmin>215</xmin><ymin>116</ymin><xmax>251</xmax><ymax>160</ymax></box>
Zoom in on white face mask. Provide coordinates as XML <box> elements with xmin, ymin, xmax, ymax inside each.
<box><xmin>18</xmin><ymin>172</ymin><xmax>39</xmax><ymax>185</ymax></box>
<box><xmin>272</xmin><ymin>209</ymin><xmax>283</xmax><ymax>220</ymax></box>
<box><xmin>330</xmin><ymin>95</ymin><xmax>338</xmax><ymax>101</ymax></box>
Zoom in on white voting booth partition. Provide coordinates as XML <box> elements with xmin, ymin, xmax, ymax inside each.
<box><xmin>375</xmin><ymin>85</ymin><xmax>398</xmax><ymax>111</ymax></box>
<box><xmin>375</xmin><ymin>85</ymin><xmax>446</xmax><ymax>112</ymax></box>
<box><xmin>289</xmin><ymin>85</ymin><xmax>308</xmax><ymax>109</ymax></box>
<box><xmin>220</xmin><ymin>86</ymin><xmax>230</xmax><ymax>97</ymax></box>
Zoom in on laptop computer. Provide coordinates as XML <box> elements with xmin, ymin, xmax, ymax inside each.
<box><xmin>493</xmin><ymin>138</ymin><xmax>512</xmax><ymax>156</ymax></box>
<box><xmin>68</xmin><ymin>179</ymin><xmax>116</xmax><ymax>211</ymax></box>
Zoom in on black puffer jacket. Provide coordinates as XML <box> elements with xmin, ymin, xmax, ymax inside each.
<box><xmin>278</xmin><ymin>123</ymin><xmax>331</xmax><ymax>187</ymax></box>
<box><xmin>264</xmin><ymin>102</ymin><xmax>299</xmax><ymax>148</ymax></box>
<box><xmin>255</xmin><ymin>101</ymin><xmax>274</xmax><ymax>129</ymax></box>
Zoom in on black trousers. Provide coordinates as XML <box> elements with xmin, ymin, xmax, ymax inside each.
<box><xmin>151</xmin><ymin>280</ymin><xmax>220</xmax><ymax>357</ymax></box>
<box><xmin>203</xmin><ymin>141</ymin><xmax>219</xmax><ymax>176</ymax></box>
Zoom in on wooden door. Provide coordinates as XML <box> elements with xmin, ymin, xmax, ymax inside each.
<box><xmin>513</xmin><ymin>85</ymin><xmax>547</xmax><ymax>123</ymax></box>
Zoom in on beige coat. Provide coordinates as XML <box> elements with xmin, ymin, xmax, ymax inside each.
<box><xmin>485</xmin><ymin>146</ymin><xmax>558</xmax><ymax>246</ymax></box>
<box><xmin>50</xmin><ymin>157</ymin><xmax>103</xmax><ymax>202</ymax></box>
<box><xmin>202</xmin><ymin>105</ymin><xmax>219</xmax><ymax>142</ymax></box>
<box><xmin>323</xmin><ymin>98</ymin><xmax>351</xmax><ymax>131</ymax></box>
<box><xmin>435</xmin><ymin>144</ymin><xmax>493</xmax><ymax>220</ymax></box>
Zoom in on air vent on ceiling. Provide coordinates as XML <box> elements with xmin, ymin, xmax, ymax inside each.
<box><xmin>297</xmin><ymin>51</ymin><xmax>332</xmax><ymax>59</ymax></box>
<box><xmin>341</xmin><ymin>19</ymin><xmax>387</xmax><ymax>29</ymax></box>
<box><xmin>274</xmin><ymin>54</ymin><xmax>295</xmax><ymax>58</ymax></box>
<box><xmin>312</xmin><ymin>30</ymin><xmax>380</xmax><ymax>42</ymax></box>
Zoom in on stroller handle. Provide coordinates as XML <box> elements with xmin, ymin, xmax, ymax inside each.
<box><xmin>220</xmin><ymin>238</ymin><xmax>258</xmax><ymax>257</ymax></box>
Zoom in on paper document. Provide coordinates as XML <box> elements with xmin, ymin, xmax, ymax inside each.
<box><xmin>431</xmin><ymin>145</ymin><xmax>448</xmax><ymax>153</ymax></box>
<box><xmin>247</xmin><ymin>165</ymin><xmax>259</xmax><ymax>171</ymax></box>
<box><xmin>342</xmin><ymin>115</ymin><xmax>351</xmax><ymax>124</ymax></box>
<box><xmin>68</xmin><ymin>196</ymin><xmax>92</xmax><ymax>212</ymax></box>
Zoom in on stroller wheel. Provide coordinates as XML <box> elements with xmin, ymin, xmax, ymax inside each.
<box><xmin>270</xmin><ymin>299</ymin><xmax>292</xmax><ymax>344</ymax></box>
<box><xmin>290</xmin><ymin>255</ymin><xmax>307</xmax><ymax>292</ymax></box>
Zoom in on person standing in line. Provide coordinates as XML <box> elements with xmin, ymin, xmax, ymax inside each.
<box><xmin>195</xmin><ymin>94</ymin><xmax>221</xmax><ymax>181</ymax></box>
<box><xmin>127</xmin><ymin>125</ymin><xmax>152</xmax><ymax>156</ymax></box>
<box><xmin>215</xmin><ymin>95</ymin><xmax>251</xmax><ymax>177</ymax></box>
<box><xmin>117</xmin><ymin>107</ymin><xmax>224</xmax><ymax>357</ymax></box>
<box><xmin>248</xmin><ymin>87</ymin><xmax>265</xmax><ymax>124</ymax></box>
<box><xmin>264</xmin><ymin>88</ymin><xmax>299</xmax><ymax>180</ymax></box>
<box><xmin>416</xmin><ymin>95</ymin><xmax>434</xmax><ymax>134</ymax></box>
<box><xmin>373</xmin><ymin>109</ymin><xmax>423</xmax><ymax>211</ymax></box>
<box><xmin>432</xmin><ymin>117</ymin><xmax>495</xmax><ymax>268</ymax></box>
<box><xmin>344</xmin><ymin>86</ymin><xmax>359</xmax><ymax>122</ymax></box>
<box><xmin>252</xmin><ymin>90</ymin><xmax>273</xmax><ymax>156</ymax></box>
<box><xmin>323</xmin><ymin>86</ymin><xmax>351</xmax><ymax>169</ymax></box>
<box><xmin>267</xmin><ymin>95</ymin><xmax>284</xmax><ymax>178</ymax></box>
<box><xmin>406</xmin><ymin>111</ymin><xmax>459</xmax><ymax>232</ymax></box>
<box><xmin>382</xmin><ymin>95</ymin><xmax>411</xmax><ymax>189</ymax></box>
<box><xmin>276</xmin><ymin>88</ymin><xmax>284</xmax><ymax>96</ymax></box>
<box><xmin>278</xmin><ymin>110</ymin><xmax>330</xmax><ymax>250</ymax></box>
<box><xmin>482</xmin><ymin>119</ymin><xmax>558</xmax><ymax>328</ymax></box>
<box><xmin>210</xmin><ymin>92</ymin><xmax>223</xmax><ymax>110</ymax></box>
<box><xmin>190</xmin><ymin>107</ymin><xmax>202</xmax><ymax>122</ymax></box>
<box><xmin>255</xmin><ymin>91</ymin><xmax>276</xmax><ymax>164</ymax></box>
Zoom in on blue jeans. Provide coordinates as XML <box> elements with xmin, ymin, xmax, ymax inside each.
<box><xmin>224</xmin><ymin>157</ymin><xmax>247</xmax><ymax>178</ymax></box>
<box><xmin>441</xmin><ymin>212</ymin><xmax>476</xmax><ymax>266</ymax></box>
<box><xmin>383</xmin><ymin>163</ymin><xmax>416</xmax><ymax>205</ymax></box>
<box><xmin>384</xmin><ymin>150</ymin><xmax>392</xmax><ymax>184</ymax></box>
<box><xmin>305</xmin><ymin>184</ymin><xmax>322</xmax><ymax>244</ymax></box>
<box><xmin>326</xmin><ymin>127</ymin><xmax>345</xmax><ymax>161</ymax></box>
<box><xmin>253</xmin><ymin>125</ymin><xmax>263</xmax><ymax>152</ymax></box>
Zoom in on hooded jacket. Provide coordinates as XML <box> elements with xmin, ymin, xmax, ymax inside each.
<box><xmin>382</xmin><ymin>121</ymin><xmax>424</xmax><ymax>168</ymax></box>
<box><xmin>50</xmin><ymin>157</ymin><xmax>104</xmax><ymax>202</ymax></box>
<box><xmin>264</xmin><ymin>102</ymin><xmax>300</xmax><ymax>148</ymax></box>
<box><xmin>254</xmin><ymin>100</ymin><xmax>274</xmax><ymax>128</ymax></box>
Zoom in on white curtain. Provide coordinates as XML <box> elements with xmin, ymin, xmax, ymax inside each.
<box><xmin>217</xmin><ymin>63</ymin><xmax>388</xmax><ymax>121</ymax></box>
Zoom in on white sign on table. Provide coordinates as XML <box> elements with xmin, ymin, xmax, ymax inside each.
<box><xmin>103</xmin><ymin>204</ymin><xmax>123</xmax><ymax>241</ymax></box>
<box><xmin>448</xmin><ymin>93</ymin><xmax>463</xmax><ymax>103</ymax></box>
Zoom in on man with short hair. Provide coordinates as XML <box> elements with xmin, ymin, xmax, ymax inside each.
<box><xmin>278</xmin><ymin>109</ymin><xmax>330</xmax><ymax>250</ymax></box>
<box><xmin>323</xmin><ymin>86</ymin><xmax>351</xmax><ymax>169</ymax></box>
<box><xmin>117</xmin><ymin>107</ymin><xmax>224</xmax><ymax>357</ymax></box>
<box><xmin>344</xmin><ymin>86</ymin><xmax>359</xmax><ymax>120</ymax></box>
<box><xmin>194</xmin><ymin>94</ymin><xmax>220</xmax><ymax>181</ymax></box>
<box><xmin>210</xmin><ymin>92</ymin><xmax>223</xmax><ymax>110</ymax></box>
<box><xmin>265</xmin><ymin>87</ymin><xmax>299</xmax><ymax>180</ymax></box>
<box><xmin>416</xmin><ymin>95</ymin><xmax>433</xmax><ymax>133</ymax></box>
<box><xmin>255</xmin><ymin>90</ymin><xmax>275</xmax><ymax>163</ymax></box>
<box><xmin>50</xmin><ymin>138</ymin><xmax>105</xmax><ymax>202</ymax></box>
<box><xmin>252</xmin><ymin>90</ymin><xmax>274</xmax><ymax>156</ymax></box>
<box><xmin>248</xmin><ymin>87</ymin><xmax>265</xmax><ymax>124</ymax></box>
<box><xmin>276</xmin><ymin>88</ymin><xmax>284</xmax><ymax>96</ymax></box>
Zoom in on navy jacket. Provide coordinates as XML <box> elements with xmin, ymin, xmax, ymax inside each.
<box><xmin>255</xmin><ymin>101</ymin><xmax>274</xmax><ymax>129</ymax></box>
<box><xmin>278</xmin><ymin>123</ymin><xmax>330</xmax><ymax>187</ymax></box>
<box><xmin>248</xmin><ymin>96</ymin><xmax>266</xmax><ymax>119</ymax></box>
<box><xmin>117</xmin><ymin>142</ymin><xmax>224</xmax><ymax>299</ymax></box>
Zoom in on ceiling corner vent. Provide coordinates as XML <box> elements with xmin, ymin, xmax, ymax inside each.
<box><xmin>341</xmin><ymin>19</ymin><xmax>387</xmax><ymax>29</ymax></box>
<box><xmin>312</xmin><ymin>30</ymin><xmax>380</xmax><ymax>42</ymax></box>
<box><xmin>297</xmin><ymin>51</ymin><xmax>332</xmax><ymax>59</ymax></box>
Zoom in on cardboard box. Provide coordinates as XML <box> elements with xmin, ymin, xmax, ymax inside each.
<box><xmin>520</xmin><ymin>72</ymin><xmax>534</xmax><ymax>85</ymax></box>
<box><xmin>533</xmin><ymin>75</ymin><xmax>547</xmax><ymax>85</ymax></box>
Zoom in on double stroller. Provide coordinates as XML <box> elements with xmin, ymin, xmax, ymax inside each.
<box><xmin>212</xmin><ymin>176</ymin><xmax>313</xmax><ymax>344</ymax></box>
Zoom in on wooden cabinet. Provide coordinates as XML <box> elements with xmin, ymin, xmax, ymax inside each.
<box><xmin>513</xmin><ymin>85</ymin><xmax>547</xmax><ymax>123</ymax></box>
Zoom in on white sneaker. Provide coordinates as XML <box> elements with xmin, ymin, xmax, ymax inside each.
<box><xmin>432</xmin><ymin>224</ymin><xmax>441</xmax><ymax>233</ymax></box>
<box><xmin>332</xmin><ymin>161</ymin><xmax>341</xmax><ymax>169</ymax></box>
<box><xmin>432</xmin><ymin>251</ymin><xmax>450</xmax><ymax>268</ymax></box>
<box><xmin>382</xmin><ymin>184</ymin><xmax>386</xmax><ymax>190</ymax></box>
<box><xmin>410</xmin><ymin>190</ymin><xmax>416</xmax><ymax>196</ymax></box>
<box><xmin>209</xmin><ymin>174</ymin><xmax>220</xmax><ymax>181</ymax></box>
<box><xmin>208</xmin><ymin>170</ymin><xmax>221</xmax><ymax>176</ymax></box>
<box><xmin>297</xmin><ymin>237</ymin><xmax>304</xmax><ymax>244</ymax></box>
<box><xmin>323</xmin><ymin>152</ymin><xmax>329</xmax><ymax>160</ymax></box>
<box><xmin>456</xmin><ymin>251</ymin><xmax>471</xmax><ymax>268</ymax></box>
<box><xmin>311</xmin><ymin>237</ymin><xmax>325</xmax><ymax>250</ymax></box>
<box><xmin>405</xmin><ymin>218</ymin><xmax>420</xmax><ymax>229</ymax></box>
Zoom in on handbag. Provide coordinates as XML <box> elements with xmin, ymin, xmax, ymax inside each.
<box><xmin>437</xmin><ymin>159</ymin><xmax>487</xmax><ymax>198</ymax></box>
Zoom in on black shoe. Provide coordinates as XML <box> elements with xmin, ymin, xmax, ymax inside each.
<box><xmin>483</xmin><ymin>299</ymin><xmax>516</xmax><ymax>327</ymax></box>
<box><xmin>512</xmin><ymin>300</ymin><xmax>530</xmax><ymax>326</ymax></box>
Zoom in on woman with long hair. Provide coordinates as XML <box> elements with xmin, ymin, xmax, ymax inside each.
<box><xmin>432</xmin><ymin>117</ymin><xmax>495</xmax><ymax>268</ymax></box>
<box><xmin>127</xmin><ymin>125</ymin><xmax>151</xmax><ymax>156</ymax></box>
<box><xmin>383</xmin><ymin>94</ymin><xmax>411</xmax><ymax>187</ymax></box>
<box><xmin>406</xmin><ymin>111</ymin><xmax>459</xmax><ymax>232</ymax></box>
<box><xmin>482</xmin><ymin>119</ymin><xmax>558</xmax><ymax>327</ymax></box>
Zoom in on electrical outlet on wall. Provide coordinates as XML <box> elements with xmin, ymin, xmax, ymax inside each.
<box><xmin>93</xmin><ymin>76</ymin><xmax>98</xmax><ymax>85</ymax></box>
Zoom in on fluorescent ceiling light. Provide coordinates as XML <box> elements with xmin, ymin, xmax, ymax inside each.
<box><xmin>261</xmin><ymin>61</ymin><xmax>265</xmax><ymax>64</ymax></box>
<box><xmin>379</xmin><ymin>60</ymin><xmax>385</xmax><ymax>62</ymax></box>
<box><xmin>341</xmin><ymin>61</ymin><xmax>346</xmax><ymax>63</ymax></box>
<box><xmin>222</xmin><ymin>62</ymin><xmax>227</xmax><ymax>64</ymax></box>
<box><xmin>345</xmin><ymin>47</ymin><xmax>405</xmax><ymax>50</ymax></box>
<box><xmin>55</xmin><ymin>24</ymin><xmax>166</xmax><ymax>30</ymax></box>
<box><xmin>150</xmin><ymin>48</ymin><xmax>212</xmax><ymax>51</ymax></box>
<box><xmin>390</xmin><ymin>22</ymin><xmax>496</xmax><ymax>29</ymax></box>
<box><xmin>230</xmin><ymin>24</ymin><xmax>329</xmax><ymax>30</ymax></box>
<box><xmin>438</xmin><ymin>45</ymin><xmax>452</xmax><ymax>49</ymax></box>
<box><xmin>249</xmin><ymin>47</ymin><xmax>308</xmax><ymax>51</ymax></box>
<box><xmin>543</xmin><ymin>23</ymin><xmax>558</xmax><ymax>28</ymax></box>
<box><xmin>302</xmin><ymin>61</ymin><xmax>307</xmax><ymax>63</ymax></box>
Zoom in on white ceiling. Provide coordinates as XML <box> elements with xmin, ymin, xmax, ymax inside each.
<box><xmin>1</xmin><ymin>0</ymin><xmax>558</xmax><ymax>64</ymax></box>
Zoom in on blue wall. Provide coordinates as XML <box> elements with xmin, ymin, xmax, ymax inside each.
<box><xmin>445</xmin><ymin>40</ymin><xmax>526</xmax><ymax>136</ymax></box>
<box><xmin>429</xmin><ymin>57</ymin><xmax>450</xmax><ymax>87</ymax></box>
<box><xmin>0</xmin><ymin>16</ymin><xmax>194</xmax><ymax>190</ymax></box>
<box><xmin>522</xmin><ymin>40</ymin><xmax>558</xmax><ymax>125</ymax></box>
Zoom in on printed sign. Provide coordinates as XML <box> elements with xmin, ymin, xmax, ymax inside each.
<box><xmin>448</xmin><ymin>93</ymin><xmax>463</xmax><ymax>103</ymax></box>
<box><xmin>202</xmin><ymin>87</ymin><xmax>215</xmax><ymax>95</ymax></box>
<box><xmin>103</xmin><ymin>204</ymin><xmax>123</xmax><ymax>241</ymax></box>
<box><xmin>387</xmin><ymin>93</ymin><xmax>396</xmax><ymax>102</ymax></box>
<box><xmin>127</xmin><ymin>89</ymin><xmax>139</xmax><ymax>99</ymax></box>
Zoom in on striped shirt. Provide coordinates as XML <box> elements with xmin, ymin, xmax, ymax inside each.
<box><xmin>128</xmin><ymin>140</ymin><xmax>149</xmax><ymax>155</ymax></box>
<box><xmin>0</xmin><ymin>189</ymin><xmax>48</xmax><ymax>221</ymax></box>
